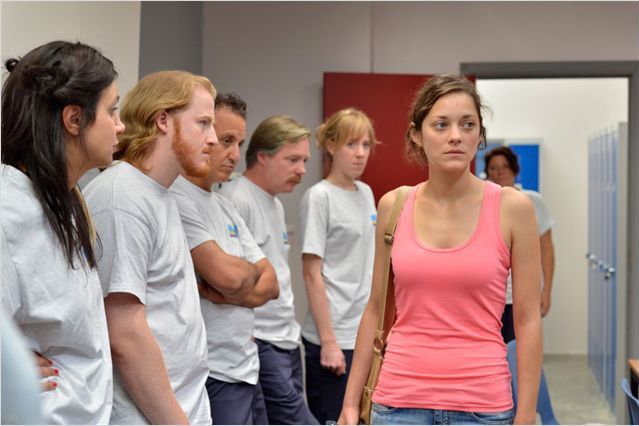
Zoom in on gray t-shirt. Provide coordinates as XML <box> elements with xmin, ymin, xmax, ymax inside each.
<box><xmin>170</xmin><ymin>175</ymin><xmax>263</xmax><ymax>384</ymax></box>
<box><xmin>218</xmin><ymin>175</ymin><xmax>301</xmax><ymax>350</ymax></box>
<box><xmin>506</xmin><ymin>189</ymin><xmax>555</xmax><ymax>304</ymax></box>
<box><xmin>1</xmin><ymin>165</ymin><xmax>113</xmax><ymax>425</ymax></box>
<box><xmin>84</xmin><ymin>162</ymin><xmax>211</xmax><ymax>425</ymax></box>
<box><xmin>299</xmin><ymin>179</ymin><xmax>377</xmax><ymax>349</ymax></box>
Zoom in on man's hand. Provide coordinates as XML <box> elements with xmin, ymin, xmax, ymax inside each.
<box><xmin>198</xmin><ymin>282</ymin><xmax>228</xmax><ymax>304</ymax></box>
<box><xmin>321</xmin><ymin>341</ymin><xmax>346</xmax><ymax>376</ymax></box>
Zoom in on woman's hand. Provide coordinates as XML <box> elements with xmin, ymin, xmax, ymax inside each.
<box><xmin>33</xmin><ymin>351</ymin><xmax>58</xmax><ymax>391</ymax></box>
<box><xmin>513</xmin><ymin>411</ymin><xmax>536</xmax><ymax>425</ymax></box>
<box><xmin>540</xmin><ymin>290</ymin><xmax>552</xmax><ymax>317</ymax></box>
<box><xmin>338</xmin><ymin>403</ymin><xmax>360</xmax><ymax>425</ymax></box>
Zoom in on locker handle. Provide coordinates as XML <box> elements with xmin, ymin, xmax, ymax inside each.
<box><xmin>605</xmin><ymin>267</ymin><xmax>616</xmax><ymax>281</ymax></box>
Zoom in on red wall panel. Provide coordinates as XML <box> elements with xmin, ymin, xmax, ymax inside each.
<box><xmin>323</xmin><ymin>72</ymin><xmax>475</xmax><ymax>204</ymax></box>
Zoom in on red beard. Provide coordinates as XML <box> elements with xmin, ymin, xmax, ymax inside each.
<box><xmin>172</xmin><ymin>118</ymin><xmax>211</xmax><ymax>178</ymax></box>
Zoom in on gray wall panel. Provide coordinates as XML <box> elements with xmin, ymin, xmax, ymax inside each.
<box><xmin>628</xmin><ymin>68</ymin><xmax>639</xmax><ymax>361</ymax></box>
<box><xmin>139</xmin><ymin>1</ymin><xmax>202</xmax><ymax>78</ymax></box>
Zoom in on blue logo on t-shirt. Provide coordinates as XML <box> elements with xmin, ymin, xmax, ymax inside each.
<box><xmin>227</xmin><ymin>224</ymin><xmax>238</xmax><ymax>238</ymax></box>
<box><xmin>371</xmin><ymin>214</ymin><xmax>377</xmax><ymax>226</ymax></box>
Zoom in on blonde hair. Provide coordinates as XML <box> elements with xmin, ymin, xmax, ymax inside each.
<box><xmin>245</xmin><ymin>115</ymin><xmax>310</xmax><ymax>168</ymax></box>
<box><xmin>316</xmin><ymin>108</ymin><xmax>378</xmax><ymax>156</ymax></box>
<box><xmin>117</xmin><ymin>70</ymin><xmax>216</xmax><ymax>166</ymax></box>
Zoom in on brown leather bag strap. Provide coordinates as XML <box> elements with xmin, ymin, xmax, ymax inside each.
<box><xmin>375</xmin><ymin>186</ymin><xmax>411</xmax><ymax>344</ymax></box>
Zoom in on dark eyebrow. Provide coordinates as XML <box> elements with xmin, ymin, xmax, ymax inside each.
<box><xmin>431</xmin><ymin>114</ymin><xmax>476</xmax><ymax>121</ymax></box>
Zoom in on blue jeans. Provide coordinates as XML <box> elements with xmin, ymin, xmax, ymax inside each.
<box><xmin>255</xmin><ymin>339</ymin><xmax>318</xmax><ymax>424</ymax></box>
<box><xmin>371</xmin><ymin>402</ymin><xmax>514</xmax><ymax>425</ymax></box>
<box><xmin>205</xmin><ymin>377</ymin><xmax>268</xmax><ymax>424</ymax></box>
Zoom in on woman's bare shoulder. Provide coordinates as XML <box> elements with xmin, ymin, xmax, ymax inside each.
<box><xmin>377</xmin><ymin>185</ymin><xmax>412</xmax><ymax>220</ymax></box>
<box><xmin>500</xmin><ymin>186</ymin><xmax>535</xmax><ymax>218</ymax></box>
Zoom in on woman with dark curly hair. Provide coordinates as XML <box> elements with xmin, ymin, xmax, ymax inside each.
<box><xmin>485</xmin><ymin>146</ymin><xmax>555</xmax><ymax>343</ymax></box>
<box><xmin>1</xmin><ymin>40</ymin><xmax>125</xmax><ymax>424</ymax></box>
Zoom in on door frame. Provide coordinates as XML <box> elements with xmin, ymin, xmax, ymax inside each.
<box><xmin>460</xmin><ymin>60</ymin><xmax>639</xmax><ymax>423</ymax></box>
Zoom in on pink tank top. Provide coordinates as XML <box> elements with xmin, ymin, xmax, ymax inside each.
<box><xmin>372</xmin><ymin>181</ymin><xmax>513</xmax><ymax>412</ymax></box>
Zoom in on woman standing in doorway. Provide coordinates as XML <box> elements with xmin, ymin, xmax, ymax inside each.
<box><xmin>338</xmin><ymin>75</ymin><xmax>542</xmax><ymax>425</ymax></box>
<box><xmin>485</xmin><ymin>145</ymin><xmax>555</xmax><ymax>343</ymax></box>
<box><xmin>300</xmin><ymin>108</ymin><xmax>378</xmax><ymax>424</ymax></box>
<box><xmin>1</xmin><ymin>41</ymin><xmax>125</xmax><ymax>424</ymax></box>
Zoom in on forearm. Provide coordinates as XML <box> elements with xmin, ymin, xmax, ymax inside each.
<box><xmin>341</xmin><ymin>304</ymin><xmax>379</xmax><ymax>409</ymax></box>
<box><xmin>218</xmin><ymin>258</ymin><xmax>259</xmax><ymax>297</ymax></box>
<box><xmin>513</xmin><ymin>312</ymin><xmax>542</xmax><ymax>424</ymax></box>
<box><xmin>226</xmin><ymin>261</ymin><xmax>279</xmax><ymax>308</ymax></box>
<box><xmin>106</xmin><ymin>294</ymin><xmax>188</xmax><ymax>425</ymax></box>
<box><xmin>304</xmin><ymin>272</ymin><xmax>338</xmax><ymax>346</ymax></box>
<box><xmin>507</xmin><ymin>191</ymin><xmax>543</xmax><ymax>424</ymax></box>
<box><xmin>540</xmin><ymin>246</ymin><xmax>555</xmax><ymax>295</ymax></box>
<box><xmin>111</xmin><ymin>329</ymin><xmax>188</xmax><ymax>425</ymax></box>
<box><xmin>192</xmin><ymin>241</ymin><xmax>259</xmax><ymax>297</ymax></box>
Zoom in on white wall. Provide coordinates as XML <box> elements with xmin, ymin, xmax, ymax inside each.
<box><xmin>477</xmin><ymin>78</ymin><xmax>629</xmax><ymax>355</ymax></box>
<box><xmin>1</xmin><ymin>1</ymin><xmax>141</xmax><ymax>100</ymax></box>
<box><xmin>202</xmin><ymin>1</ymin><xmax>638</xmax><ymax>351</ymax></box>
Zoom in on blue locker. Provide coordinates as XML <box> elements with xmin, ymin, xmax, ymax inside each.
<box><xmin>587</xmin><ymin>127</ymin><xmax>619</xmax><ymax>412</ymax></box>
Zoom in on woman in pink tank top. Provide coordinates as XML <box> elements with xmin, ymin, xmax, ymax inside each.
<box><xmin>338</xmin><ymin>75</ymin><xmax>543</xmax><ymax>425</ymax></box>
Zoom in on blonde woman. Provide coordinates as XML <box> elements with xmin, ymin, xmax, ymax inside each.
<box><xmin>300</xmin><ymin>108</ymin><xmax>378</xmax><ymax>424</ymax></box>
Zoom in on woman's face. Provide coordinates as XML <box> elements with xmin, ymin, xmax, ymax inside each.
<box><xmin>486</xmin><ymin>154</ymin><xmax>517</xmax><ymax>187</ymax></box>
<box><xmin>412</xmin><ymin>92</ymin><xmax>481</xmax><ymax>172</ymax></box>
<box><xmin>82</xmin><ymin>82</ymin><xmax>125</xmax><ymax>169</ymax></box>
<box><xmin>329</xmin><ymin>132</ymin><xmax>372</xmax><ymax>181</ymax></box>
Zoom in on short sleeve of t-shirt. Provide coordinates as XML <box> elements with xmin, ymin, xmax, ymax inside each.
<box><xmin>525</xmin><ymin>190</ymin><xmax>555</xmax><ymax>235</ymax></box>
<box><xmin>172</xmin><ymin>190</ymin><xmax>216</xmax><ymax>251</ymax></box>
<box><xmin>230</xmin><ymin>193</ymin><xmax>254</xmax><ymax>232</ymax></box>
<box><xmin>299</xmin><ymin>188</ymin><xmax>329</xmax><ymax>258</ymax></box>
<box><xmin>1</xmin><ymin>228</ymin><xmax>21</xmax><ymax>318</ymax></box>
<box><xmin>232</xmin><ymin>203</ymin><xmax>265</xmax><ymax>265</ymax></box>
<box><xmin>92</xmin><ymin>209</ymin><xmax>152</xmax><ymax>305</ymax></box>
<box><xmin>218</xmin><ymin>179</ymin><xmax>264</xmax><ymax>247</ymax></box>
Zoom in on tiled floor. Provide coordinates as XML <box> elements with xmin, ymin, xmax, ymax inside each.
<box><xmin>543</xmin><ymin>354</ymin><xmax>617</xmax><ymax>424</ymax></box>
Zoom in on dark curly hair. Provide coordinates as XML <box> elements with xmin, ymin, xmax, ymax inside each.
<box><xmin>2</xmin><ymin>40</ymin><xmax>117</xmax><ymax>269</ymax></box>
<box><xmin>484</xmin><ymin>146</ymin><xmax>520</xmax><ymax>177</ymax></box>
<box><xmin>215</xmin><ymin>92</ymin><xmax>247</xmax><ymax>119</ymax></box>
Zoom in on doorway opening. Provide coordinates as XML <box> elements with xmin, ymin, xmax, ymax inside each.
<box><xmin>461</xmin><ymin>61</ymin><xmax>638</xmax><ymax>423</ymax></box>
